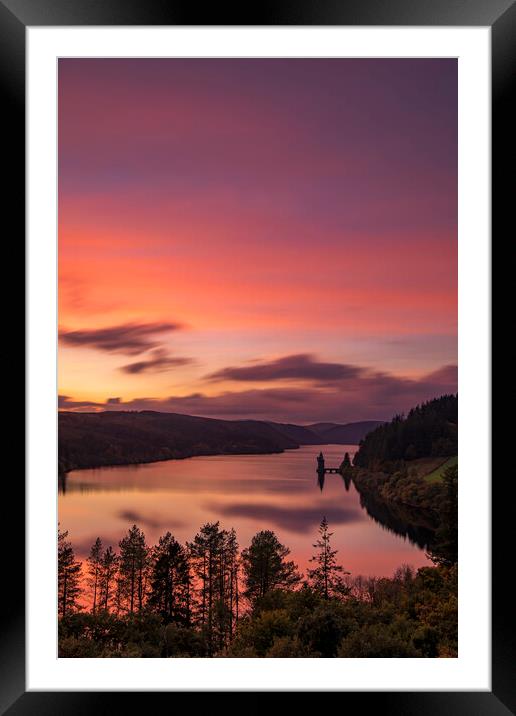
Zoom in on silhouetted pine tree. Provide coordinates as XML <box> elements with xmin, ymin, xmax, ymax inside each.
<box><xmin>224</xmin><ymin>528</ymin><xmax>240</xmax><ymax>641</ymax></box>
<box><xmin>187</xmin><ymin>523</ymin><xmax>241</xmax><ymax>653</ymax></box>
<box><xmin>118</xmin><ymin>525</ymin><xmax>149</xmax><ymax>614</ymax></box>
<box><xmin>188</xmin><ymin>522</ymin><xmax>226</xmax><ymax>654</ymax></box>
<box><xmin>148</xmin><ymin>532</ymin><xmax>191</xmax><ymax>625</ymax></box>
<box><xmin>99</xmin><ymin>546</ymin><xmax>118</xmax><ymax>612</ymax></box>
<box><xmin>307</xmin><ymin>517</ymin><xmax>350</xmax><ymax>599</ymax></box>
<box><xmin>58</xmin><ymin>528</ymin><xmax>82</xmax><ymax>617</ymax></box>
<box><xmin>87</xmin><ymin>537</ymin><xmax>103</xmax><ymax>614</ymax></box>
<box><xmin>241</xmin><ymin>530</ymin><xmax>301</xmax><ymax>607</ymax></box>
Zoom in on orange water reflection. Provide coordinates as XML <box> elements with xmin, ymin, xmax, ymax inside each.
<box><xmin>59</xmin><ymin>444</ymin><xmax>431</xmax><ymax>578</ymax></box>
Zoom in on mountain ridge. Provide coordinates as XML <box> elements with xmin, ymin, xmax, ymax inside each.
<box><xmin>58</xmin><ymin>410</ymin><xmax>383</xmax><ymax>474</ymax></box>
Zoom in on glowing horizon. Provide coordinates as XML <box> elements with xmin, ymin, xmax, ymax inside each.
<box><xmin>58</xmin><ymin>58</ymin><xmax>457</xmax><ymax>423</ymax></box>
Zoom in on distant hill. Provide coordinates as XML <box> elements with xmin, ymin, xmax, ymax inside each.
<box><xmin>307</xmin><ymin>422</ymin><xmax>341</xmax><ymax>435</ymax></box>
<box><xmin>315</xmin><ymin>421</ymin><xmax>385</xmax><ymax>444</ymax></box>
<box><xmin>58</xmin><ymin>411</ymin><xmax>298</xmax><ymax>474</ymax></box>
<box><xmin>268</xmin><ymin>420</ymin><xmax>383</xmax><ymax>445</ymax></box>
<box><xmin>271</xmin><ymin>420</ymin><xmax>383</xmax><ymax>445</ymax></box>
<box><xmin>265</xmin><ymin>422</ymin><xmax>325</xmax><ymax>445</ymax></box>
<box><xmin>58</xmin><ymin>410</ymin><xmax>386</xmax><ymax>474</ymax></box>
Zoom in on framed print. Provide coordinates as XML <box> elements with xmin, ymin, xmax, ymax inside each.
<box><xmin>4</xmin><ymin>0</ymin><xmax>513</xmax><ymax>710</ymax></box>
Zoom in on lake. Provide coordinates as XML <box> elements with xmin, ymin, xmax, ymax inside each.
<box><xmin>59</xmin><ymin>444</ymin><xmax>432</xmax><ymax>577</ymax></box>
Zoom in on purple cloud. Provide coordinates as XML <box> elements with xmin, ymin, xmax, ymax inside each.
<box><xmin>59</xmin><ymin>321</ymin><xmax>183</xmax><ymax>355</ymax></box>
<box><xmin>207</xmin><ymin>353</ymin><xmax>363</xmax><ymax>383</ymax></box>
<box><xmin>120</xmin><ymin>348</ymin><xmax>194</xmax><ymax>374</ymax></box>
<box><xmin>59</xmin><ymin>362</ymin><xmax>457</xmax><ymax>424</ymax></box>
<box><xmin>58</xmin><ymin>395</ymin><xmax>104</xmax><ymax>410</ymax></box>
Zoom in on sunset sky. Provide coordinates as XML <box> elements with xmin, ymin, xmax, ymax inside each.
<box><xmin>58</xmin><ymin>58</ymin><xmax>457</xmax><ymax>424</ymax></box>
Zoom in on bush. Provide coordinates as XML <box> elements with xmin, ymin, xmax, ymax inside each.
<box><xmin>297</xmin><ymin>603</ymin><xmax>354</xmax><ymax>657</ymax></box>
<box><xmin>266</xmin><ymin>636</ymin><xmax>310</xmax><ymax>657</ymax></box>
<box><xmin>58</xmin><ymin>635</ymin><xmax>101</xmax><ymax>658</ymax></box>
<box><xmin>228</xmin><ymin>610</ymin><xmax>293</xmax><ymax>657</ymax></box>
<box><xmin>164</xmin><ymin>623</ymin><xmax>207</xmax><ymax>657</ymax></box>
<box><xmin>338</xmin><ymin>621</ymin><xmax>421</xmax><ymax>658</ymax></box>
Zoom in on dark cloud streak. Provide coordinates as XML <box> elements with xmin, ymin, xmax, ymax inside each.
<box><xmin>120</xmin><ymin>349</ymin><xmax>194</xmax><ymax>374</ymax></box>
<box><xmin>59</xmin><ymin>361</ymin><xmax>457</xmax><ymax>424</ymax></box>
<box><xmin>207</xmin><ymin>353</ymin><xmax>363</xmax><ymax>383</ymax></box>
<box><xmin>58</xmin><ymin>395</ymin><xmax>104</xmax><ymax>410</ymax></box>
<box><xmin>59</xmin><ymin>321</ymin><xmax>183</xmax><ymax>355</ymax></box>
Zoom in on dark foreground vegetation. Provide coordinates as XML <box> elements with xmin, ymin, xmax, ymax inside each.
<box><xmin>59</xmin><ymin>515</ymin><xmax>457</xmax><ymax>658</ymax></box>
<box><xmin>58</xmin><ymin>410</ymin><xmax>383</xmax><ymax>474</ymax></box>
<box><xmin>347</xmin><ymin>395</ymin><xmax>458</xmax><ymax>566</ymax></box>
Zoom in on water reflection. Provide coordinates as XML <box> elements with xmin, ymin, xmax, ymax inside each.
<box><xmin>117</xmin><ymin>509</ymin><xmax>186</xmax><ymax>531</ymax></box>
<box><xmin>355</xmin><ymin>490</ymin><xmax>436</xmax><ymax>551</ymax></box>
<box><xmin>58</xmin><ymin>472</ymin><xmax>67</xmax><ymax>495</ymax></box>
<box><xmin>213</xmin><ymin>501</ymin><xmax>364</xmax><ymax>534</ymax></box>
<box><xmin>59</xmin><ymin>444</ymin><xmax>432</xmax><ymax>576</ymax></box>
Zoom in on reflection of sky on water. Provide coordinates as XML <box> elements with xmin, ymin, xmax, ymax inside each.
<box><xmin>211</xmin><ymin>502</ymin><xmax>363</xmax><ymax>534</ymax></box>
<box><xmin>59</xmin><ymin>444</ymin><xmax>432</xmax><ymax>577</ymax></box>
<box><xmin>117</xmin><ymin>509</ymin><xmax>186</xmax><ymax>531</ymax></box>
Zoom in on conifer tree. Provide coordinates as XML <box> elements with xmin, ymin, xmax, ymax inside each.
<box><xmin>241</xmin><ymin>530</ymin><xmax>301</xmax><ymax>607</ymax></box>
<box><xmin>224</xmin><ymin>528</ymin><xmax>240</xmax><ymax>641</ymax></box>
<box><xmin>118</xmin><ymin>525</ymin><xmax>149</xmax><ymax>614</ymax></box>
<box><xmin>87</xmin><ymin>537</ymin><xmax>103</xmax><ymax>614</ymax></box>
<box><xmin>188</xmin><ymin>522</ymin><xmax>226</xmax><ymax>654</ymax></box>
<box><xmin>58</xmin><ymin>528</ymin><xmax>83</xmax><ymax>617</ymax></box>
<box><xmin>307</xmin><ymin>517</ymin><xmax>349</xmax><ymax>599</ymax></box>
<box><xmin>214</xmin><ymin>527</ymin><xmax>240</xmax><ymax>650</ymax></box>
<box><xmin>148</xmin><ymin>532</ymin><xmax>191</xmax><ymax>625</ymax></box>
<box><xmin>99</xmin><ymin>545</ymin><xmax>118</xmax><ymax>612</ymax></box>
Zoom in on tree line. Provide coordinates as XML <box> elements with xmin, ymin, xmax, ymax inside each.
<box><xmin>353</xmin><ymin>394</ymin><xmax>458</xmax><ymax>468</ymax></box>
<box><xmin>59</xmin><ymin>518</ymin><xmax>457</xmax><ymax>658</ymax></box>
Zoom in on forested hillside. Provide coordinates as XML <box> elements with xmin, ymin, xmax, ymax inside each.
<box><xmin>353</xmin><ymin>395</ymin><xmax>457</xmax><ymax>469</ymax></box>
<box><xmin>347</xmin><ymin>395</ymin><xmax>458</xmax><ymax>568</ymax></box>
<box><xmin>58</xmin><ymin>411</ymin><xmax>298</xmax><ymax>474</ymax></box>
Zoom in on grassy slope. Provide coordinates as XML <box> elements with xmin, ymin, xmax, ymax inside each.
<box><xmin>423</xmin><ymin>456</ymin><xmax>458</xmax><ymax>483</ymax></box>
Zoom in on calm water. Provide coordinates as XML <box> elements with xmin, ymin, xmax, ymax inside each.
<box><xmin>59</xmin><ymin>444</ymin><xmax>431</xmax><ymax>577</ymax></box>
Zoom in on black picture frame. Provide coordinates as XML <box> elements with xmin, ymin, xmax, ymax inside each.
<box><xmin>4</xmin><ymin>0</ymin><xmax>512</xmax><ymax>711</ymax></box>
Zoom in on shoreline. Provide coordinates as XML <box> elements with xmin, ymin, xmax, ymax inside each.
<box><xmin>59</xmin><ymin>446</ymin><xmax>289</xmax><ymax>476</ymax></box>
<box><xmin>61</xmin><ymin>442</ymin><xmax>356</xmax><ymax>477</ymax></box>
